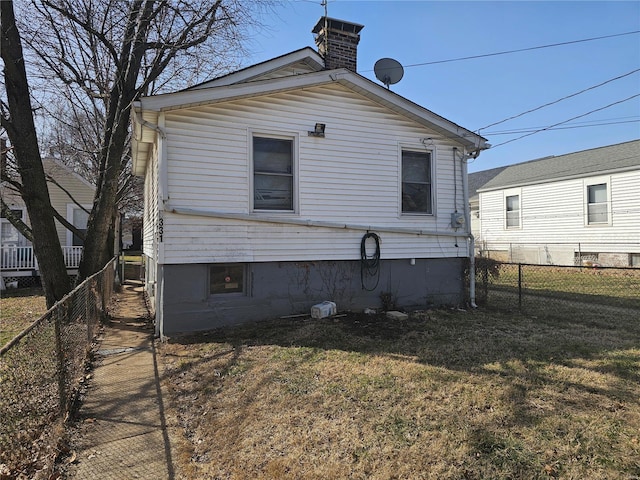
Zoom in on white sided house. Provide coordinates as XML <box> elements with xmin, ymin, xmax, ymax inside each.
<box><xmin>474</xmin><ymin>140</ymin><xmax>640</xmax><ymax>266</ymax></box>
<box><xmin>1</xmin><ymin>158</ymin><xmax>95</xmax><ymax>286</ymax></box>
<box><xmin>132</xmin><ymin>17</ymin><xmax>488</xmax><ymax>336</ymax></box>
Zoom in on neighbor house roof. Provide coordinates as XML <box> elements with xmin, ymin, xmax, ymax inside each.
<box><xmin>478</xmin><ymin>139</ymin><xmax>640</xmax><ymax>193</ymax></box>
<box><xmin>468</xmin><ymin>166</ymin><xmax>507</xmax><ymax>201</ymax></box>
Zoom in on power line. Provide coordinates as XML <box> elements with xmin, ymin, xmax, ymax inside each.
<box><xmin>361</xmin><ymin>30</ymin><xmax>640</xmax><ymax>71</ymax></box>
<box><xmin>476</xmin><ymin>69</ymin><xmax>640</xmax><ymax>132</ymax></box>
<box><xmin>489</xmin><ymin>94</ymin><xmax>640</xmax><ymax>148</ymax></box>
<box><xmin>485</xmin><ymin>119</ymin><xmax>640</xmax><ymax>135</ymax></box>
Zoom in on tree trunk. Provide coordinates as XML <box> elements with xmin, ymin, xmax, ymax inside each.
<box><xmin>1</xmin><ymin>0</ymin><xmax>70</xmax><ymax>307</ymax></box>
<box><xmin>77</xmin><ymin>1</ymin><xmax>151</xmax><ymax>282</ymax></box>
<box><xmin>76</xmin><ymin>102</ymin><xmax>132</xmax><ymax>281</ymax></box>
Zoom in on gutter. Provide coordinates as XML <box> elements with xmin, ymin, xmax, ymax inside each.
<box><xmin>133</xmin><ymin>107</ymin><xmax>166</xmax><ymax>140</ymax></box>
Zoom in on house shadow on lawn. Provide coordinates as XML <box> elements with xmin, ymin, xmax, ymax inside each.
<box><xmin>167</xmin><ymin>306</ymin><xmax>640</xmax><ymax>388</ymax></box>
<box><xmin>160</xmin><ymin>307</ymin><xmax>640</xmax><ymax>478</ymax></box>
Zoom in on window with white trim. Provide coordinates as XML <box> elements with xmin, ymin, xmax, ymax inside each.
<box><xmin>253</xmin><ymin>135</ymin><xmax>294</xmax><ymax>211</ymax></box>
<box><xmin>210</xmin><ymin>264</ymin><xmax>246</xmax><ymax>295</ymax></box>
<box><xmin>505</xmin><ymin>194</ymin><xmax>520</xmax><ymax>228</ymax></box>
<box><xmin>401</xmin><ymin>149</ymin><xmax>432</xmax><ymax>214</ymax></box>
<box><xmin>1</xmin><ymin>208</ymin><xmax>27</xmax><ymax>247</ymax></box>
<box><xmin>66</xmin><ymin>204</ymin><xmax>91</xmax><ymax>246</ymax></box>
<box><xmin>586</xmin><ymin>183</ymin><xmax>608</xmax><ymax>224</ymax></box>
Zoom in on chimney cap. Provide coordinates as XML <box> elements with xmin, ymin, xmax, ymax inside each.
<box><xmin>312</xmin><ymin>17</ymin><xmax>364</xmax><ymax>35</ymax></box>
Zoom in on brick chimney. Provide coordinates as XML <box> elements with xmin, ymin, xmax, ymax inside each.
<box><xmin>312</xmin><ymin>17</ymin><xmax>364</xmax><ymax>72</ymax></box>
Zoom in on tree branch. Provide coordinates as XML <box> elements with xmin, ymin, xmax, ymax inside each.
<box><xmin>45</xmin><ymin>172</ymin><xmax>91</xmax><ymax>214</ymax></box>
<box><xmin>0</xmin><ymin>197</ymin><xmax>33</xmax><ymax>242</ymax></box>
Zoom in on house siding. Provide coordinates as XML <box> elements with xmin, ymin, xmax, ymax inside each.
<box><xmin>160</xmin><ymin>83</ymin><xmax>466</xmax><ymax>265</ymax></box>
<box><xmin>44</xmin><ymin>160</ymin><xmax>95</xmax><ymax>248</ymax></box>
<box><xmin>254</xmin><ymin>62</ymin><xmax>319</xmax><ymax>80</ymax></box>
<box><xmin>142</xmin><ymin>144</ymin><xmax>159</xmax><ymax>260</ymax></box>
<box><xmin>478</xmin><ymin>169</ymin><xmax>640</xmax><ymax>264</ymax></box>
<box><xmin>2</xmin><ymin>160</ymin><xmax>95</xmax><ymax>248</ymax></box>
<box><xmin>142</xmin><ymin>143</ymin><xmax>160</xmax><ymax>314</ymax></box>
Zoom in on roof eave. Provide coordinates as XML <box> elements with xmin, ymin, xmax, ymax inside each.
<box><xmin>137</xmin><ymin>69</ymin><xmax>486</xmax><ymax>150</ymax></box>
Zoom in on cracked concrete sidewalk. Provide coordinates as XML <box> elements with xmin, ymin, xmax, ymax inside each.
<box><xmin>63</xmin><ymin>281</ymin><xmax>173</xmax><ymax>479</ymax></box>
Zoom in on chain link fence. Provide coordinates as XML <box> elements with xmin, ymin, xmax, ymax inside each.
<box><xmin>0</xmin><ymin>258</ymin><xmax>117</xmax><ymax>478</ymax></box>
<box><xmin>474</xmin><ymin>259</ymin><xmax>640</xmax><ymax>320</ymax></box>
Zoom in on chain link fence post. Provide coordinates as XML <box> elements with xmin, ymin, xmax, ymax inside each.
<box><xmin>54</xmin><ymin>300</ymin><xmax>68</xmax><ymax>417</ymax></box>
<box><xmin>518</xmin><ymin>264</ymin><xmax>522</xmax><ymax>312</ymax></box>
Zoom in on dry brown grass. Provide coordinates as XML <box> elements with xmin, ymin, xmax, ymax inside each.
<box><xmin>159</xmin><ymin>308</ymin><xmax>640</xmax><ymax>480</ymax></box>
<box><xmin>0</xmin><ymin>287</ymin><xmax>46</xmax><ymax>346</ymax></box>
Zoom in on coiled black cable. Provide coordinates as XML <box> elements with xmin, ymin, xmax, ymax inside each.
<box><xmin>360</xmin><ymin>232</ymin><xmax>381</xmax><ymax>291</ymax></box>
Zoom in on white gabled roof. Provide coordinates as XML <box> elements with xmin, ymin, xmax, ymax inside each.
<box><xmin>187</xmin><ymin>47</ymin><xmax>325</xmax><ymax>89</ymax></box>
<box><xmin>132</xmin><ymin>50</ymin><xmax>487</xmax><ymax>176</ymax></box>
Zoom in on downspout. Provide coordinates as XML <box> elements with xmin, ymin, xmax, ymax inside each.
<box><xmin>133</xmin><ymin>106</ymin><xmax>167</xmax><ymax>337</ymax></box>
<box><xmin>460</xmin><ymin>147</ymin><xmax>477</xmax><ymax>308</ymax></box>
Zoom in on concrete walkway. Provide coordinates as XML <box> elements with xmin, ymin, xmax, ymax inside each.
<box><xmin>64</xmin><ymin>281</ymin><xmax>173</xmax><ymax>479</ymax></box>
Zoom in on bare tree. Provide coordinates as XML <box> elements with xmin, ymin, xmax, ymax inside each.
<box><xmin>10</xmin><ymin>0</ymin><xmax>272</xmax><ymax>281</ymax></box>
<box><xmin>1</xmin><ymin>0</ymin><xmax>71</xmax><ymax>306</ymax></box>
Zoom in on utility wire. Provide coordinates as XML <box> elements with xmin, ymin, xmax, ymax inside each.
<box><xmin>477</xmin><ymin>69</ymin><xmax>640</xmax><ymax>132</ymax></box>
<box><xmin>490</xmin><ymin>94</ymin><xmax>640</xmax><ymax>148</ymax></box>
<box><xmin>486</xmin><ymin>119</ymin><xmax>640</xmax><ymax>135</ymax></box>
<box><xmin>402</xmin><ymin>31</ymin><xmax>640</xmax><ymax>68</ymax></box>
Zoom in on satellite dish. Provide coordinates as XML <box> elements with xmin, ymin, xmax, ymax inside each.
<box><xmin>374</xmin><ymin>58</ymin><xmax>404</xmax><ymax>89</ymax></box>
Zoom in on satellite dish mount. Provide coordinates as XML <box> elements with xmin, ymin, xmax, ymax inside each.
<box><xmin>374</xmin><ymin>58</ymin><xmax>404</xmax><ymax>89</ymax></box>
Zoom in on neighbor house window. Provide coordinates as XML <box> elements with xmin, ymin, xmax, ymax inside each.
<box><xmin>72</xmin><ymin>208</ymin><xmax>89</xmax><ymax>246</ymax></box>
<box><xmin>1</xmin><ymin>209</ymin><xmax>24</xmax><ymax>246</ymax></box>
<box><xmin>587</xmin><ymin>183</ymin><xmax>608</xmax><ymax>224</ymax></box>
<box><xmin>253</xmin><ymin>136</ymin><xmax>294</xmax><ymax>211</ymax></box>
<box><xmin>505</xmin><ymin>194</ymin><xmax>520</xmax><ymax>228</ymax></box>
<box><xmin>210</xmin><ymin>264</ymin><xmax>245</xmax><ymax>295</ymax></box>
<box><xmin>402</xmin><ymin>150</ymin><xmax>432</xmax><ymax>214</ymax></box>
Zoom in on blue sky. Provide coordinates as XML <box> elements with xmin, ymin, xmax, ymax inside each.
<box><xmin>245</xmin><ymin>1</ymin><xmax>640</xmax><ymax>172</ymax></box>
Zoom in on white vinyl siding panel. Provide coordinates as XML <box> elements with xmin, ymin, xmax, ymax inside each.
<box><xmin>143</xmin><ymin>145</ymin><xmax>159</xmax><ymax>259</ymax></box>
<box><xmin>478</xmin><ymin>169</ymin><xmax>640</xmax><ymax>253</ymax></box>
<box><xmin>256</xmin><ymin>63</ymin><xmax>319</xmax><ymax>80</ymax></box>
<box><xmin>160</xmin><ymin>84</ymin><xmax>465</xmax><ymax>263</ymax></box>
<box><xmin>43</xmin><ymin>160</ymin><xmax>95</xmax><ymax>247</ymax></box>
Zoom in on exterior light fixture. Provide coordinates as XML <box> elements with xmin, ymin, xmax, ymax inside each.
<box><xmin>308</xmin><ymin>123</ymin><xmax>325</xmax><ymax>137</ymax></box>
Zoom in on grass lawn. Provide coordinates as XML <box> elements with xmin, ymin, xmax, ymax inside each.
<box><xmin>0</xmin><ymin>288</ymin><xmax>47</xmax><ymax>347</ymax></box>
<box><xmin>159</xmin><ymin>308</ymin><xmax>640</xmax><ymax>479</ymax></box>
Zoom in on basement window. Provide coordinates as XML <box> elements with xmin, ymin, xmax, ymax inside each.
<box><xmin>210</xmin><ymin>264</ymin><xmax>245</xmax><ymax>295</ymax></box>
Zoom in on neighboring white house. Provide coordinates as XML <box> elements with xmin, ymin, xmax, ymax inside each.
<box><xmin>472</xmin><ymin>140</ymin><xmax>640</xmax><ymax>266</ymax></box>
<box><xmin>1</xmin><ymin>158</ymin><xmax>95</xmax><ymax>286</ymax></box>
<box><xmin>131</xmin><ymin>17</ymin><xmax>488</xmax><ymax>336</ymax></box>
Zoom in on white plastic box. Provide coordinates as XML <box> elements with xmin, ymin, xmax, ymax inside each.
<box><xmin>311</xmin><ymin>301</ymin><xmax>337</xmax><ymax>319</ymax></box>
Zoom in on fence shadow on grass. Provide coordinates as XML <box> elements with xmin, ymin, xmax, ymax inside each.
<box><xmin>0</xmin><ymin>259</ymin><xmax>117</xmax><ymax>479</ymax></box>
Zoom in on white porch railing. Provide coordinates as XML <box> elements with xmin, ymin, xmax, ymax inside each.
<box><xmin>0</xmin><ymin>246</ymin><xmax>83</xmax><ymax>271</ymax></box>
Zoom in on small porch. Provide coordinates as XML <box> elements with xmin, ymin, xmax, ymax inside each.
<box><xmin>1</xmin><ymin>246</ymin><xmax>83</xmax><ymax>287</ymax></box>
